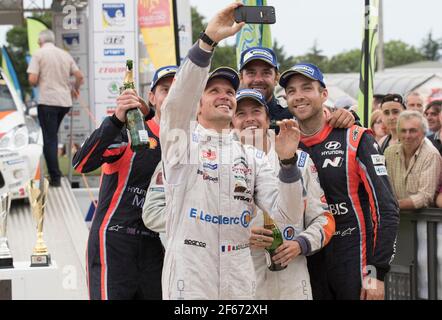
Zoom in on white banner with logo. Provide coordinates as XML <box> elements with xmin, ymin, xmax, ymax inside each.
<box><xmin>54</xmin><ymin>8</ymin><xmax>91</xmax><ymax>146</ymax></box>
<box><xmin>89</xmin><ymin>0</ymin><xmax>138</xmax><ymax>126</ymax></box>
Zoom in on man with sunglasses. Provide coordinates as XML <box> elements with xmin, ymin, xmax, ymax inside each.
<box><xmin>379</xmin><ymin>94</ymin><xmax>407</xmax><ymax>153</ymax></box>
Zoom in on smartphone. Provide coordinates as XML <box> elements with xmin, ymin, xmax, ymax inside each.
<box><xmin>234</xmin><ymin>6</ymin><xmax>276</xmax><ymax>24</ymax></box>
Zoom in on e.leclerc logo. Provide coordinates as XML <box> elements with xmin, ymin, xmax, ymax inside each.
<box><xmin>189</xmin><ymin>208</ymin><xmax>252</xmax><ymax>228</ymax></box>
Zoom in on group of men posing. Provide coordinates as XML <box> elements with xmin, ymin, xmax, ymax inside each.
<box><xmin>73</xmin><ymin>3</ymin><xmax>399</xmax><ymax>300</ymax></box>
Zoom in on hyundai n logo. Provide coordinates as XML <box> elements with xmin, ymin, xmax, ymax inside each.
<box><xmin>325</xmin><ymin>141</ymin><xmax>341</xmax><ymax>150</ymax></box>
<box><xmin>322</xmin><ymin>157</ymin><xmax>344</xmax><ymax>168</ymax></box>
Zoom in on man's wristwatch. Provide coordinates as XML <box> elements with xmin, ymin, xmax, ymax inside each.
<box><xmin>280</xmin><ymin>154</ymin><xmax>298</xmax><ymax>166</ymax></box>
<box><xmin>199</xmin><ymin>31</ymin><xmax>218</xmax><ymax>49</ymax></box>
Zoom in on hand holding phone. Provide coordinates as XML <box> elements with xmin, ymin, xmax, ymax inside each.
<box><xmin>234</xmin><ymin>6</ymin><xmax>276</xmax><ymax>24</ymax></box>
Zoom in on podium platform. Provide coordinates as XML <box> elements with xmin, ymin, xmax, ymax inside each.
<box><xmin>0</xmin><ymin>261</ymin><xmax>62</xmax><ymax>300</ymax></box>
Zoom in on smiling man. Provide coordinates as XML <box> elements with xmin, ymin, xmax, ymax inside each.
<box><xmin>231</xmin><ymin>88</ymin><xmax>335</xmax><ymax>300</ymax></box>
<box><xmin>158</xmin><ymin>3</ymin><xmax>306</xmax><ymax>300</ymax></box>
<box><xmin>384</xmin><ymin>110</ymin><xmax>441</xmax><ymax>209</ymax></box>
<box><xmin>279</xmin><ymin>62</ymin><xmax>399</xmax><ymax>300</ymax></box>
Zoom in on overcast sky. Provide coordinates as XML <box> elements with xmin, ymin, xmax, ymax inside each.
<box><xmin>1</xmin><ymin>0</ymin><xmax>441</xmax><ymax>58</ymax></box>
<box><xmin>189</xmin><ymin>0</ymin><xmax>442</xmax><ymax>57</ymax></box>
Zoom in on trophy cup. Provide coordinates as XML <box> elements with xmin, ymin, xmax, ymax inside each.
<box><xmin>0</xmin><ymin>193</ymin><xmax>13</xmax><ymax>268</ymax></box>
<box><xmin>27</xmin><ymin>178</ymin><xmax>51</xmax><ymax>267</ymax></box>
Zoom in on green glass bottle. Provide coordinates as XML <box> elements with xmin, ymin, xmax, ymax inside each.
<box><xmin>263</xmin><ymin>211</ymin><xmax>287</xmax><ymax>271</ymax></box>
<box><xmin>120</xmin><ymin>59</ymin><xmax>149</xmax><ymax>152</ymax></box>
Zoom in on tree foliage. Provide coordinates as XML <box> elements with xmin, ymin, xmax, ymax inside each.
<box><xmin>420</xmin><ymin>31</ymin><xmax>441</xmax><ymax>61</ymax></box>
<box><xmin>383</xmin><ymin>40</ymin><xmax>425</xmax><ymax>68</ymax></box>
<box><xmin>4</xmin><ymin>12</ymin><xmax>52</xmax><ymax>98</ymax></box>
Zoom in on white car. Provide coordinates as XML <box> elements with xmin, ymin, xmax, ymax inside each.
<box><xmin>0</xmin><ymin>68</ymin><xmax>42</xmax><ymax>199</ymax></box>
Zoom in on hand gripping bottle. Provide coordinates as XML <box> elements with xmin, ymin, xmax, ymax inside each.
<box><xmin>120</xmin><ymin>59</ymin><xmax>149</xmax><ymax>151</ymax></box>
<box><xmin>263</xmin><ymin>211</ymin><xmax>287</xmax><ymax>271</ymax></box>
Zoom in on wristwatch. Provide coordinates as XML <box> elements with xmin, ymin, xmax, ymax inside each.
<box><xmin>280</xmin><ymin>154</ymin><xmax>298</xmax><ymax>166</ymax></box>
<box><xmin>199</xmin><ymin>31</ymin><xmax>218</xmax><ymax>49</ymax></box>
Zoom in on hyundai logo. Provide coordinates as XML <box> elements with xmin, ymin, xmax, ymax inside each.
<box><xmin>325</xmin><ymin>141</ymin><xmax>341</xmax><ymax>150</ymax></box>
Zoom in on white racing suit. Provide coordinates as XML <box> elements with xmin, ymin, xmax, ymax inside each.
<box><xmin>251</xmin><ymin>146</ymin><xmax>335</xmax><ymax>299</ymax></box>
<box><xmin>158</xmin><ymin>43</ymin><xmax>304</xmax><ymax>300</ymax></box>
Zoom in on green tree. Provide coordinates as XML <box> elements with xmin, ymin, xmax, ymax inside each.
<box><xmin>191</xmin><ymin>6</ymin><xmax>236</xmax><ymax>70</ymax></box>
<box><xmin>293</xmin><ymin>40</ymin><xmax>329</xmax><ymax>72</ymax></box>
<box><xmin>420</xmin><ymin>31</ymin><xmax>441</xmax><ymax>61</ymax></box>
<box><xmin>5</xmin><ymin>12</ymin><xmax>52</xmax><ymax>99</ymax></box>
<box><xmin>272</xmin><ymin>39</ymin><xmax>294</xmax><ymax>72</ymax></box>
<box><xmin>212</xmin><ymin>45</ymin><xmax>237</xmax><ymax>70</ymax></box>
<box><xmin>383</xmin><ymin>40</ymin><xmax>425</xmax><ymax>68</ymax></box>
<box><xmin>191</xmin><ymin>6</ymin><xmax>206</xmax><ymax>43</ymax></box>
<box><xmin>327</xmin><ymin>49</ymin><xmax>361</xmax><ymax>73</ymax></box>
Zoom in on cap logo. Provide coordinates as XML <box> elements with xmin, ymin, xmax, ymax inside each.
<box><xmin>157</xmin><ymin>68</ymin><xmax>174</xmax><ymax>79</ymax></box>
<box><xmin>237</xmin><ymin>89</ymin><xmax>263</xmax><ymax>99</ymax></box>
<box><xmin>293</xmin><ymin>65</ymin><xmax>315</xmax><ymax>76</ymax></box>
<box><xmin>243</xmin><ymin>49</ymin><xmax>273</xmax><ymax>63</ymax></box>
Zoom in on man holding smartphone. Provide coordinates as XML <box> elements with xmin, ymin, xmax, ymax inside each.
<box><xmin>158</xmin><ymin>2</ymin><xmax>306</xmax><ymax>299</ymax></box>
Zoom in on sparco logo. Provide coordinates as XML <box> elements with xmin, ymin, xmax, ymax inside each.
<box><xmin>184</xmin><ymin>239</ymin><xmax>206</xmax><ymax>248</ymax></box>
<box><xmin>325</xmin><ymin>141</ymin><xmax>341</xmax><ymax>150</ymax></box>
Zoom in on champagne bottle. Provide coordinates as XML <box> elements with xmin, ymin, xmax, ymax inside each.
<box><xmin>263</xmin><ymin>211</ymin><xmax>287</xmax><ymax>271</ymax></box>
<box><xmin>120</xmin><ymin>59</ymin><xmax>149</xmax><ymax>151</ymax></box>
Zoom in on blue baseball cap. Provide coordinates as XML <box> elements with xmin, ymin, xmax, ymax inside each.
<box><xmin>150</xmin><ymin>65</ymin><xmax>178</xmax><ymax>91</ymax></box>
<box><xmin>236</xmin><ymin>89</ymin><xmax>269</xmax><ymax>112</ymax></box>
<box><xmin>208</xmin><ymin>67</ymin><xmax>240</xmax><ymax>91</ymax></box>
<box><xmin>279</xmin><ymin>63</ymin><xmax>326</xmax><ymax>89</ymax></box>
<box><xmin>239</xmin><ymin>47</ymin><xmax>278</xmax><ymax>71</ymax></box>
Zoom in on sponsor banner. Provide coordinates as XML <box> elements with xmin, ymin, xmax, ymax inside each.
<box><xmin>93</xmin><ymin>1</ymin><xmax>135</xmax><ymax>32</ymax></box>
<box><xmin>93</xmin><ymin>32</ymin><xmax>135</xmax><ymax>62</ymax></box>
<box><xmin>90</xmin><ymin>0</ymin><xmax>138</xmax><ymax>127</ymax></box>
<box><xmin>138</xmin><ymin>0</ymin><xmax>177</xmax><ymax>68</ymax></box>
<box><xmin>54</xmin><ymin>10</ymin><xmax>92</xmax><ymax>139</ymax></box>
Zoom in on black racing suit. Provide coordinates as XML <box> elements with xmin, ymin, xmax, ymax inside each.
<box><xmin>73</xmin><ymin>114</ymin><xmax>163</xmax><ymax>300</ymax></box>
<box><xmin>299</xmin><ymin>123</ymin><xmax>399</xmax><ymax>300</ymax></box>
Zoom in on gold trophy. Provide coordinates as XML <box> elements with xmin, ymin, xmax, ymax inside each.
<box><xmin>27</xmin><ymin>178</ymin><xmax>51</xmax><ymax>267</ymax></box>
<box><xmin>0</xmin><ymin>192</ymin><xmax>13</xmax><ymax>268</ymax></box>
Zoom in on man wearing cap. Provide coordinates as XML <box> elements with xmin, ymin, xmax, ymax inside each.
<box><xmin>73</xmin><ymin>65</ymin><xmax>178</xmax><ymax>300</ymax></box>
<box><xmin>159</xmin><ymin>3</ymin><xmax>304</xmax><ymax>300</ymax></box>
<box><xmin>231</xmin><ymin>88</ymin><xmax>335</xmax><ymax>299</ymax></box>
<box><xmin>279</xmin><ymin>63</ymin><xmax>399</xmax><ymax>300</ymax></box>
<box><xmin>239</xmin><ymin>47</ymin><xmax>292</xmax><ymax>125</ymax></box>
<box><xmin>239</xmin><ymin>46</ymin><xmax>356</xmax><ymax>132</ymax></box>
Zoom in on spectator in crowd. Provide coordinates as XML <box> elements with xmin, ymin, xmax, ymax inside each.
<box><xmin>378</xmin><ymin>93</ymin><xmax>406</xmax><ymax>153</ymax></box>
<box><xmin>279</xmin><ymin>62</ymin><xmax>399</xmax><ymax>300</ymax></box>
<box><xmin>232</xmin><ymin>89</ymin><xmax>335</xmax><ymax>300</ymax></box>
<box><xmin>370</xmin><ymin>109</ymin><xmax>387</xmax><ymax>144</ymax></box>
<box><xmin>405</xmin><ymin>92</ymin><xmax>424</xmax><ymax>114</ymax></box>
<box><xmin>158</xmin><ymin>3</ymin><xmax>305</xmax><ymax>299</ymax></box>
<box><xmin>424</xmin><ymin>100</ymin><xmax>441</xmax><ymax>135</ymax></box>
<box><xmin>73</xmin><ymin>65</ymin><xmax>178</xmax><ymax>300</ymax></box>
<box><xmin>428</xmin><ymin>104</ymin><xmax>442</xmax><ymax>155</ymax></box>
<box><xmin>372</xmin><ymin>94</ymin><xmax>385</xmax><ymax>112</ymax></box>
<box><xmin>384</xmin><ymin>110</ymin><xmax>442</xmax><ymax>209</ymax></box>
<box><xmin>238</xmin><ymin>46</ymin><xmax>355</xmax><ymax>131</ymax></box>
<box><xmin>27</xmin><ymin>29</ymin><xmax>84</xmax><ymax>187</ymax></box>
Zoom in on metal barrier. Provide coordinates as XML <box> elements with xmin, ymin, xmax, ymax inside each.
<box><xmin>386</xmin><ymin>208</ymin><xmax>442</xmax><ymax>300</ymax></box>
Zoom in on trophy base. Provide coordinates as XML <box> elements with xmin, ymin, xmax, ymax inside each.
<box><xmin>0</xmin><ymin>257</ymin><xmax>14</xmax><ymax>269</ymax></box>
<box><xmin>30</xmin><ymin>254</ymin><xmax>51</xmax><ymax>267</ymax></box>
